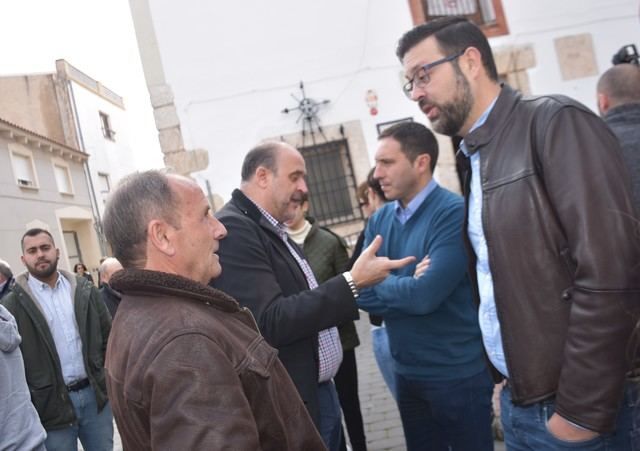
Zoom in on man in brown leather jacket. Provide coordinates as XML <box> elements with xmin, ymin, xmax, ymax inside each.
<box><xmin>102</xmin><ymin>170</ymin><xmax>326</xmax><ymax>450</ymax></box>
<box><xmin>397</xmin><ymin>17</ymin><xmax>640</xmax><ymax>450</ymax></box>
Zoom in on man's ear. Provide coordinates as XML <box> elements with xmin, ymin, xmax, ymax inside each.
<box><xmin>462</xmin><ymin>46</ymin><xmax>483</xmax><ymax>79</ymax></box>
<box><xmin>255</xmin><ymin>166</ymin><xmax>272</xmax><ymax>189</ymax></box>
<box><xmin>415</xmin><ymin>153</ymin><xmax>432</xmax><ymax>174</ymax></box>
<box><xmin>597</xmin><ymin>93</ymin><xmax>610</xmax><ymax>115</ymax></box>
<box><xmin>147</xmin><ymin>219</ymin><xmax>176</xmax><ymax>257</ymax></box>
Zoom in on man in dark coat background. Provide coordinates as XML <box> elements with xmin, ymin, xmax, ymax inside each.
<box><xmin>212</xmin><ymin>141</ymin><xmax>413</xmax><ymax>451</ymax></box>
<box><xmin>597</xmin><ymin>62</ymin><xmax>640</xmax><ymax>214</ymax></box>
<box><xmin>98</xmin><ymin>257</ymin><xmax>123</xmax><ymax>318</ymax></box>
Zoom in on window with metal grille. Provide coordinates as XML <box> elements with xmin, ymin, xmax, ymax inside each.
<box><xmin>299</xmin><ymin>139</ymin><xmax>362</xmax><ymax>227</ymax></box>
<box><xmin>409</xmin><ymin>0</ymin><xmax>509</xmax><ymax>37</ymax></box>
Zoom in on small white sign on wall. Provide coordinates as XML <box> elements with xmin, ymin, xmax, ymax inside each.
<box><xmin>554</xmin><ymin>33</ymin><xmax>599</xmax><ymax>81</ymax></box>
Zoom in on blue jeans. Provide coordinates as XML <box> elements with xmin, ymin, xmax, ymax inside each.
<box><xmin>44</xmin><ymin>385</ymin><xmax>113</xmax><ymax>451</ymax></box>
<box><xmin>501</xmin><ymin>382</ymin><xmax>639</xmax><ymax>450</ymax></box>
<box><xmin>396</xmin><ymin>368</ymin><xmax>494</xmax><ymax>451</ymax></box>
<box><xmin>318</xmin><ymin>381</ymin><xmax>343</xmax><ymax>451</ymax></box>
<box><xmin>372</xmin><ymin>326</ymin><xmax>397</xmax><ymax>400</ymax></box>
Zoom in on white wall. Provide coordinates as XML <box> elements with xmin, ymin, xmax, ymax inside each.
<box><xmin>493</xmin><ymin>1</ymin><xmax>640</xmax><ymax>110</ymax></box>
<box><xmin>144</xmin><ymin>0</ymin><xmax>424</xmax><ymax>200</ymax></box>
<box><xmin>140</xmin><ymin>0</ymin><xmax>640</xmax><ymax>200</ymax></box>
<box><xmin>71</xmin><ymin>81</ymin><xmax>139</xmax><ymax>217</ymax></box>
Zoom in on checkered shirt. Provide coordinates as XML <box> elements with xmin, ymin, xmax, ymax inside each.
<box><xmin>254</xmin><ymin>202</ymin><xmax>343</xmax><ymax>382</ymax></box>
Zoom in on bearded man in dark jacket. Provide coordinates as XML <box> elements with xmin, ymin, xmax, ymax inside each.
<box><xmin>397</xmin><ymin>16</ymin><xmax>640</xmax><ymax>450</ymax></box>
<box><xmin>2</xmin><ymin>229</ymin><xmax>113</xmax><ymax>451</ymax></box>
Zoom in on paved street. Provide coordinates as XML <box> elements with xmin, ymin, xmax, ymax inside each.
<box><xmin>109</xmin><ymin>311</ymin><xmax>506</xmax><ymax>450</ymax></box>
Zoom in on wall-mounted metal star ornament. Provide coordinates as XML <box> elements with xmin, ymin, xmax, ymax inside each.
<box><xmin>281</xmin><ymin>81</ymin><xmax>330</xmax><ymax>147</ymax></box>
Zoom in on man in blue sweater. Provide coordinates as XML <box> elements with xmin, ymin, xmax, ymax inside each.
<box><xmin>358</xmin><ymin>122</ymin><xmax>492</xmax><ymax>451</ymax></box>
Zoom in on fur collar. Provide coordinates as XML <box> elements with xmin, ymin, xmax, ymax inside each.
<box><xmin>110</xmin><ymin>269</ymin><xmax>240</xmax><ymax>313</ymax></box>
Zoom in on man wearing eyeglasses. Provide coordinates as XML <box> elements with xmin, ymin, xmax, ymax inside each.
<box><xmin>397</xmin><ymin>16</ymin><xmax>640</xmax><ymax>451</ymax></box>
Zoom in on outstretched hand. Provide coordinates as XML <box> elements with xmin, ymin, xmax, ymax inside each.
<box><xmin>350</xmin><ymin>235</ymin><xmax>415</xmax><ymax>288</ymax></box>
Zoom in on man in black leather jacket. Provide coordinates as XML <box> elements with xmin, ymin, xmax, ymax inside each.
<box><xmin>396</xmin><ymin>16</ymin><xmax>640</xmax><ymax>450</ymax></box>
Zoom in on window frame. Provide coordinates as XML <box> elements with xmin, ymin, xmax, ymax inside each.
<box><xmin>298</xmin><ymin>138</ymin><xmax>363</xmax><ymax>227</ymax></box>
<box><xmin>9</xmin><ymin>144</ymin><xmax>40</xmax><ymax>190</ymax></box>
<box><xmin>97</xmin><ymin>172</ymin><xmax>111</xmax><ymax>204</ymax></box>
<box><xmin>376</xmin><ymin>117</ymin><xmax>414</xmax><ymax>136</ymax></box>
<box><xmin>99</xmin><ymin>111</ymin><xmax>116</xmax><ymax>141</ymax></box>
<box><xmin>408</xmin><ymin>0</ymin><xmax>509</xmax><ymax>38</ymax></box>
<box><xmin>51</xmin><ymin>158</ymin><xmax>75</xmax><ymax>196</ymax></box>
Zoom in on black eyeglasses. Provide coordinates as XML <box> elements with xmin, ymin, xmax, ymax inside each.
<box><xmin>402</xmin><ymin>51</ymin><xmax>464</xmax><ymax>98</ymax></box>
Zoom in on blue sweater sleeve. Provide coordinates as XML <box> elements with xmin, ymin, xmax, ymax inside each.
<box><xmin>371</xmin><ymin>202</ymin><xmax>469</xmax><ymax>315</ymax></box>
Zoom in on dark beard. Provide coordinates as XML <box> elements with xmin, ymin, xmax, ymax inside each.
<box><xmin>27</xmin><ymin>257</ymin><xmax>59</xmax><ymax>280</ymax></box>
<box><xmin>430</xmin><ymin>65</ymin><xmax>474</xmax><ymax>137</ymax></box>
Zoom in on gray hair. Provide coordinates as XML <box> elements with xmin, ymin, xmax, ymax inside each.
<box><xmin>98</xmin><ymin>257</ymin><xmax>123</xmax><ymax>284</ymax></box>
<box><xmin>241</xmin><ymin>141</ymin><xmax>282</xmax><ymax>181</ymax></box>
<box><xmin>99</xmin><ymin>257</ymin><xmax>121</xmax><ymax>276</ymax></box>
<box><xmin>103</xmin><ymin>170</ymin><xmax>179</xmax><ymax>269</ymax></box>
<box><xmin>0</xmin><ymin>259</ymin><xmax>12</xmax><ymax>280</ymax></box>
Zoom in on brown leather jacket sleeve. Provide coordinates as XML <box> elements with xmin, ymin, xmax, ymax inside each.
<box><xmin>540</xmin><ymin>105</ymin><xmax>640</xmax><ymax>432</ymax></box>
<box><xmin>145</xmin><ymin>333</ymin><xmax>261</xmax><ymax>450</ymax></box>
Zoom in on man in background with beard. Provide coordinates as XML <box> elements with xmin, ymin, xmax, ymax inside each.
<box><xmin>1</xmin><ymin>228</ymin><xmax>113</xmax><ymax>451</ymax></box>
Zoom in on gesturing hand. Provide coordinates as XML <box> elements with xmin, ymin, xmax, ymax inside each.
<box><xmin>350</xmin><ymin>235</ymin><xmax>416</xmax><ymax>288</ymax></box>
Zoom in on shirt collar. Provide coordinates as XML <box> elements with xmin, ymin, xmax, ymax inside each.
<box><xmin>395</xmin><ymin>179</ymin><xmax>438</xmax><ymax>217</ymax></box>
<box><xmin>245</xmin><ymin>196</ymin><xmax>287</xmax><ymax>237</ymax></box>
<box><xmin>27</xmin><ymin>271</ymin><xmax>63</xmax><ymax>291</ymax></box>
<box><xmin>460</xmin><ymin>95</ymin><xmax>499</xmax><ymax>157</ymax></box>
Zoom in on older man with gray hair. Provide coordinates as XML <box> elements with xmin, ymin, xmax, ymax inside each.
<box><xmin>98</xmin><ymin>258</ymin><xmax>123</xmax><ymax>318</ymax></box>
<box><xmin>102</xmin><ymin>170</ymin><xmax>326</xmax><ymax>450</ymax></box>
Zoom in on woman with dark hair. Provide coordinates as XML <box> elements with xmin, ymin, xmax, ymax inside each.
<box><xmin>350</xmin><ymin>169</ymin><xmax>387</xmax><ymax>265</ymax></box>
<box><xmin>73</xmin><ymin>262</ymin><xmax>94</xmax><ymax>285</ymax></box>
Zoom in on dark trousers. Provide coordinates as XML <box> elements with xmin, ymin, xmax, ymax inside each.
<box><xmin>335</xmin><ymin>349</ymin><xmax>368</xmax><ymax>451</ymax></box>
<box><xmin>396</xmin><ymin>368</ymin><xmax>494</xmax><ymax>451</ymax></box>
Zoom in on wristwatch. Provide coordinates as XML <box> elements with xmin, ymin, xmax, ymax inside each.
<box><xmin>342</xmin><ymin>271</ymin><xmax>359</xmax><ymax>299</ymax></box>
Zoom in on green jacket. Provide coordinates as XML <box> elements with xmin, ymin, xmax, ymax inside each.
<box><xmin>1</xmin><ymin>270</ymin><xmax>111</xmax><ymax>430</ymax></box>
<box><xmin>303</xmin><ymin>219</ymin><xmax>360</xmax><ymax>351</ymax></box>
